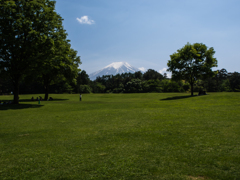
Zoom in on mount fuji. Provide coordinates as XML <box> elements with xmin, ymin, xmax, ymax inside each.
<box><xmin>89</xmin><ymin>62</ymin><xmax>143</xmax><ymax>80</ymax></box>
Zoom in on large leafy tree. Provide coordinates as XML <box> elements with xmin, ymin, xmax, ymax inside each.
<box><xmin>167</xmin><ymin>43</ymin><xmax>218</xmax><ymax>96</ymax></box>
<box><xmin>0</xmin><ymin>0</ymin><xmax>66</xmax><ymax>104</ymax></box>
<box><xmin>36</xmin><ymin>12</ymin><xmax>81</xmax><ymax>100</ymax></box>
<box><xmin>40</xmin><ymin>46</ymin><xmax>80</xmax><ymax>100</ymax></box>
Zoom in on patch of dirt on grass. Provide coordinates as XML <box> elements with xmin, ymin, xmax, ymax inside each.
<box><xmin>187</xmin><ymin>176</ymin><xmax>205</xmax><ymax>180</ymax></box>
<box><xmin>98</xmin><ymin>153</ymin><xmax>107</xmax><ymax>156</ymax></box>
<box><xmin>18</xmin><ymin>134</ymin><xmax>29</xmax><ymax>137</ymax></box>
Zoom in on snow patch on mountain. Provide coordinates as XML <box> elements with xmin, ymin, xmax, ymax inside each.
<box><xmin>89</xmin><ymin>62</ymin><xmax>143</xmax><ymax>80</ymax></box>
<box><xmin>105</xmin><ymin>62</ymin><xmax>128</xmax><ymax>69</ymax></box>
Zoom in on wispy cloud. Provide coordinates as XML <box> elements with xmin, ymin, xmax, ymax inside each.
<box><xmin>76</xmin><ymin>16</ymin><xmax>95</xmax><ymax>25</ymax></box>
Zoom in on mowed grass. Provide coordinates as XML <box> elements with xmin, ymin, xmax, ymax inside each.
<box><xmin>0</xmin><ymin>93</ymin><xmax>240</xmax><ymax>180</ymax></box>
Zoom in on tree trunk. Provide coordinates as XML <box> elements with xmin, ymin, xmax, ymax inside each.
<box><xmin>190</xmin><ymin>82</ymin><xmax>194</xmax><ymax>96</ymax></box>
<box><xmin>43</xmin><ymin>76</ymin><xmax>50</xmax><ymax>100</ymax></box>
<box><xmin>44</xmin><ymin>83</ymin><xmax>49</xmax><ymax>100</ymax></box>
<box><xmin>13</xmin><ymin>77</ymin><xmax>20</xmax><ymax>104</ymax></box>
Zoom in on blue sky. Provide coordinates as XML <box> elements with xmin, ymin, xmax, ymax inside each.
<box><xmin>55</xmin><ymin>0</ymin><xmax>240</xmax><ymax>76</ymax></box>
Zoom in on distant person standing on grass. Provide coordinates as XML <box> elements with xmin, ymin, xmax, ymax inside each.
<box><xmin>80</xmin><ymin>94</ymin><xmax>82</xmax><ymax>101</ymax></box>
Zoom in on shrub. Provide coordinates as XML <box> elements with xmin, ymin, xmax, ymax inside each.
<box><xmin>79</xmin><ymin>85</ymin><xmax>92</xmax><ymax>93</ymax></box>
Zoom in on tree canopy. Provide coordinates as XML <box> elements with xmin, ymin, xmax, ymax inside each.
<box><xmin>0</xmin><ymin>0</ymin><xmax>80</xmax><ymax>103</ymax></box>
<box><xmin>167</xmin><ymin>43</ymin><xmax>218</xmax><ymax>96</ymax></box>
<box><xmin>143</xmin><ymin>69</ymin><xmax>164</xmax><ymax>80</ymax></box>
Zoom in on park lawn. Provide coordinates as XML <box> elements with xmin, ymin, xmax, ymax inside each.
<box><xmin>0</xmin><ymin>93</ymin><xmax>240</xmax><ymax>180</ymax></box>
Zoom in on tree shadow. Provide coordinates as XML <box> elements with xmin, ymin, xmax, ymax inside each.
<box><xmin>19</xmin><ymin>99</ymin><xmax>69</xmax><ymax>102</ymax></box>
<box><xmin>48</xmin><ymin>98</ymin><xmax>69</xmax><ymax>101</ymax></box>
<box><xmin>161</xmin><ymin>95</ymin><xmax>198</xmax><ymax>101</ymax></box>
<box><xmin>0</xmin><ymin>104</ymin><xmax>44</xmax><ymax>110</ymax></box>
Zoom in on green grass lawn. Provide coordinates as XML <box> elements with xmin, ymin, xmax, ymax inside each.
<box><xmin>0</xmin><ymin>93</ymin><xmax>240</xmax><ymax>180</ymax></box>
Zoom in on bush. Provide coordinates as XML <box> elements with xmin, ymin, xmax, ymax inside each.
<box><xmin>79</xmin><ymin>85</ymin><xmax>92</xmax><ymax>93</ymax></box>
<box><xmin>113</xmin><ymin>88</ymin><xmax>124</xmax><ymax>93</ymax></box>
<box><xmin>91</xmin><ymin>82</ymin><xmax>106</xmax><ymax>93</ymax></box>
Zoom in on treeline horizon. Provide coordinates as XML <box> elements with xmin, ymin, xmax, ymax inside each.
<box><xmin>1</xmin><ymin>68</ymin><xmax>240</xmax><ymax>95</ymax></box>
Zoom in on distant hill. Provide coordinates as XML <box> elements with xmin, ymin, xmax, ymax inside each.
<box><xmin>89</xmin><ymin>62</ymin><xmax>142</xmax><ymax>80</ymax></box>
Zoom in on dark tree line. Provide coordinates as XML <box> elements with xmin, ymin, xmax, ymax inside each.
<box><xmin>76</xmin><ymin>68</ymin><xmax>240</xmax><ymax>94</ymax></box>
<box><xmin>198</xmin><ymin>69</ymin><xmax>240</xmax><ymax>92</ymax></box>
<box><xmin>85</xmin><ymin>69</ymin><xmax>240</xmax><ymax>94</ymax></box>
<box><xmin>70</xmin><ymin>68</ymin><xmax>240</xmax><ymax>94</ymax></box>
<box><xmin>1</xmin><ymin>67</ymin><xmax>240</xmax><ymax>95</ymax></box>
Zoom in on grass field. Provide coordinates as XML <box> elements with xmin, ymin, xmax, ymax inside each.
<box><xmin>0</xmin><ymin>93</ymin><xmax>240</xmax><ymax>180</ymax></box>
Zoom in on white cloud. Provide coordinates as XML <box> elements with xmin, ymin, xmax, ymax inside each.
<box><xmin>159</xmin><ymin>68</ymin><xmax>172</xmax><ymax>78</ymax></box>
<box><xmin>76</xmin><ymin>16</ymin><xmax>95</xmax><ymax>25</ymax></box>
<box><xmin>159</xmin><ymin>68</ymin><xmax>167</xmax><ymax>74</ymax></box>
<box><xmin>139</xmin><ymin>67</ymin><xmax>147</xmax><ymax>72</ymax></box>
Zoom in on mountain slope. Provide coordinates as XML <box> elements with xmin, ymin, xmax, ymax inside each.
<box><xmin>89</xmin><ymin>62</ymin><xmax>141</xmax><ymax>80</ymax></box>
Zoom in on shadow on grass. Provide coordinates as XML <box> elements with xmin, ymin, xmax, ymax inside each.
<box><xmin>161</xmin><ymin>95</ymin><xmax>198</xmax><ymax>101</ymax></box>
<box><xmin>19</xmin><ymin>99</ymin><xmax>69</xmax><ymax>102</ymax></box>
<box><xmin>0</xmin><ymin>104</ymin><xmax>44</xmax><ymax>110</ymax></box>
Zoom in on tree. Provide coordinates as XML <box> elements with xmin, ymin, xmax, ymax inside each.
<box><xmin>0</xmin><ymin>0</ymin><xmax>62</xmax><ymax>104</ymax></box>
<box><xmin>203</xmin><ymin>68</ymin><xmax>228</xmax><ymax>92</ymax></box>
<box><xmin>40</xmin><ymin>47</ymin><xmax>80</xmax><ymax>100</ymax></box>
<box><xmin>145</xmin><ymin>79</ymin><xmax>162</xmax><ymax>92</ymax></box>
<box><xmin>228</xmin><ymin>72</ymin><xmax>240</xmax><ymax>92</ymax></box>
<box><xmin>125</xmin><ymin>79</ymin><xmax>143</xmax><ymax>93</ymax></box>
<box><xmin>143</xmin><ymin>69</ymin><xmax>164</xmax><ymax>81</ymax></box>
<box><xmin>134</xmin><ymin>71</ymin><xmax>143</xmax><ymax>80</ymax></box>
<box><xmin>167</xmin><ymin>43</ymin><xmax>217</xmax><ymax>96</ymax></box>
<box><xmin>215</xmin><ymin>68</ymin><xmax>228</xmax><ymax>91</ymax></box>
<box><xmin>79</xmin><ymin>85</ymin><xmax>92</xmax><ymax>93</ymax></box>
<box><xmin>34</xmin><ymin>11</ymin><xmax>81</xmax><ymax>100</ymax></box>
<box><xmin>77</xmin><ymin>70</ymin><xmax>90</xmax><ymax>86</ymax></box>
<box><xmin>91</xmin><ymin>82</ymin><xmax>106</xmax><ymax>93</ymax></box>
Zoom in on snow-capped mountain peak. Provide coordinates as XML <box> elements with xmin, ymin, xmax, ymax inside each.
<box><xmin>89</xmin><ymin>62</ymin><xmax>142</xmax><ymax>80</ymax></box>
<box><xmin>105</xmin><ymin>62</ymin><xmax>131</xmax><ymax>69</ymax></box>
